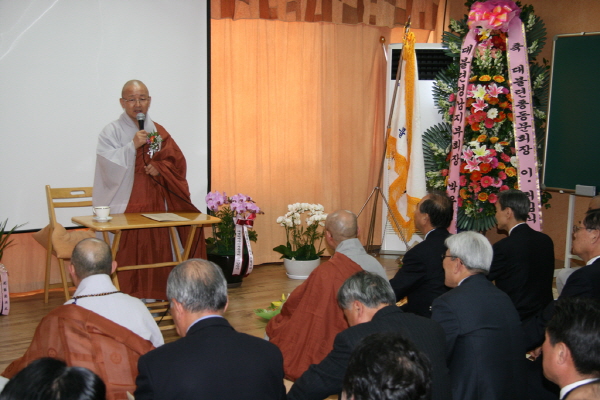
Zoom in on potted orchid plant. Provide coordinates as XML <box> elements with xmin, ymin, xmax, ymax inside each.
<box><xmin>205</xmin><ymin>191</ymin><xmax>261</xmax><ymax>287</ymax></box>
<box><xmin>273</xmin><ymin>203</ymin><xmax>327</xmax><ymax>279</ymax></box>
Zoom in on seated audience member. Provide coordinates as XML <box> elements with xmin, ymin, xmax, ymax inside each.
<box><xmin>288</xmin><ymin>271</ymin><xmax>450</xmax><ymax>400</ymax></box>
<box><xmin>432</xmin><ymin>231</ymin><xmax>526</xmax><ymax>400</ymax></box>
<box><xmin>526</xmin><ymin>208</ymin><xmax>600</xmax><ymax>350</ymax></box>
<box><xmin>64</xmin><ymin>238</ymin><xmax>163</xmax><ymax>347</ymax></box>
<box><xmin>0</xmin><ymin>357</ymin><xmax>105</xmax><ymax>400</ymax></box>
<box><xmin>266</xmin><ymin>210</ymin><xmax>386</xmax><ymax>380</ymax></box>
<box><xmin>542</xmin><ymin>297</ymin><xmax>600</xmax><ymax>400</ymax></box>
<box><xmin>557</xmin><ymin>195</ymin><xmax>600</xmax><ymax>295</ymax></box>
<box><xmin>389</xmin><ymin>192</ymin><xmax>452</xmax><ymax>317</ymax></box>
<box><xmin>134</xmin><ymin>259</ymin><xmax>285</xmax><ymax>400</ymax></box>
<box><xmin>489</xmin><ymin>189</ymin><xmax>555</xmax><ymax>321</ymax></box>
<box><xmin>341</xmin><ymin>332</ymin><xmax>432</xmax><ymax>400</ymax></box>
<box><xmin>2</xmin><ymin>240</ymin><xmax>156</xmax><ymax>400</ymax></box>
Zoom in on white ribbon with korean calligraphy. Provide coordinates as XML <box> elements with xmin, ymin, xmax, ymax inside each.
<box><xmin>506</xmin><ymin>18</ymin><xmax>542</xmax><ymax>230</ymax></box>
<box><xmin>232</xmin><ymin>218</ymin><xmax>254</xmax><ymax>276</ymax></box>
<box><xmin>0</xmin><ymin>264</ymin><xmax>9</xmax><ymax>315</ymax></box>
<box><xmin>446</xmin><ymin>30</ymin><xmax>478</xmax><ymax>233</ymax></box>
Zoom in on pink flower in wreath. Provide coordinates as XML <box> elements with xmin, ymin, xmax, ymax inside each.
<box><xmin>498</xmin><ymin>171</ymin><xmax>507</xmax><ymax>180</ymax></box>
<box><xmin>449</xmin><ymin>93</ymin><xmax>456</xmax><ymax>102</ymax></box>
<box><xmin>488</xmin><ymin>193</ymin><xmax>498</xmax><ymax>204</ymax></box>
<box><xmin>501</xmin><ymin>153</ymin><xmax>511</xmax><ymax>162</ymax></box>
<box><xmin>472</xmin><ymin>98</ymin><xmax>487</xmax><ymax>113</ymax></box>
<box><xmin>487</xmin><ymin>83</ymin><xmax>507</xmax><ymax>98</ymax></box>
<box><xmin>480</xmin><ymin>176</ymin><xmax>494</xmax><ymax>188</ymax></box>
<box><xmin>465</xmin><ymin>159</ymin><xmax>481</xmax><ymax>172</ymax></box>
<box><xmin>489</xmin><ymin>157</ymin><xmax>499</xmax><ymax>169</ymax></box>
<box><xmin>460</xmin><ymin>175</ymin><xmax>467</xmax><ymax>186</ymax></box>
<box><xmin>500</xmin><ymin>185</ymin><xmax>510</xmax><ymax>191</ymax></box>
<box><xmin>492</xmin><ymin>178</ymin><xmax>503</xmax><ymax>188</ymax></box>
<box><xmin>470</xmin><ymin>182</ymin><xmax>482</xmax><ymax>193</ymax></box>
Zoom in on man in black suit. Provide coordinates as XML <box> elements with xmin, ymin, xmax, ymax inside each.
<box><xmin>542</xmin><ymin>297</ymin><xmax>600</xmax><ymax>400</ymax></box>
<box><xmin>524</xmin><ymin>208</ymin><xmax>600</xmax><ymax>350</ymax></box>
<box><xmin>134</xmin><ymin>259</ymin><xmax>286</xmax><ymax>400</ymax></box>
<box><xmin>489</xmin><ymin>189</ymin><xmax>555</xmax><ymax>321</ymax></box>
<box><xmin>561</xmin><ymin>208</ymin><xmax>600</xmax><ymax>300</ymax></box>
<box><xmin>432</xmin><ymin>231</ymin><xmax>526</xmax><ymax>400</ymax></box>
<box><xmin>288</xmin><ymin>271</ymin><xmax>451</xmax><ymax>400</ymax></box>
<box><xmin>389</xmin><ymin>191</ymin><xmax>452</xmax><ymax>317</ymax></box>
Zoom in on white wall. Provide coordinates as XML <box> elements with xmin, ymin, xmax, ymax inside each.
<box><xmin>0</xmin><ymin>0</ymin><xmax>209</xmax><ymax>230</ymax></box>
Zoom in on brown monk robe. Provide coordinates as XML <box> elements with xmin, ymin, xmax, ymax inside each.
<box><xmin>266</xmin><ymin>252</ymin><xmax>363</xmax><ymax>380</ymax></box>
<box><xmin>117</xmin><ymin>122</ymin><xmax>206</xmax><ymax>299</ymax></box>
<box><xmin>2</xmin><ymin>305</ymin><xmax>155</xmax><ymax>400</ymax></box>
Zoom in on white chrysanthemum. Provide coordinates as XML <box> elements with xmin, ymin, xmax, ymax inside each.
<box><xmin>510</xmin><ymin>156</ymin><xmax>519</xmax><ymax>168</ymax></box>
<box><xmin>487</xmin><ymin>108</ymin><xmax>499</xmax><ymax>119</ymax></box>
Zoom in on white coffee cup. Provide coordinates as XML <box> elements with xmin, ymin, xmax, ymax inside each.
<box><xmin>93</xmin><ymin>206</ymin><xmax>110</xmax><ymax>220</ymax></box>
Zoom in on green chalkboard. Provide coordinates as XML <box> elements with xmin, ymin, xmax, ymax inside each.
<box><xmin>542</xmin><ymin>32</ymin><xmax>600</xmax><ymax>191</ymax></box>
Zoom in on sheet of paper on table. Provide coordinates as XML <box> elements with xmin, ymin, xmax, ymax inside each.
<box><xmin>141</xmin><ymin>213</ymin><xmax>191</xmax><ymax>222</ymax></box>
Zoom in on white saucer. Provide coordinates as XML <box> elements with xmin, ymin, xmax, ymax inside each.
<box><xmin>286</xmin><ymin>273</ymin><xmax>309</xmax><ymax>280</ymax></box>
<box><xmin>93</xmin><ymin>216</ymin><xmax>113</xmax><ymax>222</ymax></box>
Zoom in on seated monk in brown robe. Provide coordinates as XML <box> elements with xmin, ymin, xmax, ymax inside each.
<box><xmin>266</xmin><ymin>210</ymin><xmax>387</xmax><ymax>380</ymax></box>
<box><xmin>2</xmin><ymin>305</ymin><xmax>155</xmax><ymax>400</ymax></box>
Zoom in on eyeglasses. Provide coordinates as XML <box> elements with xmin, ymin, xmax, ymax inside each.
<box><xmin>122</xmin><ymin>98</ymin><xmax>149</xmax><ymax>104</ymax></box>
<box><xmin>441</xmin><ymin>254</ymin><xmax>455</xmax><ymax>261</ymax></box>
<box><xmin>573</xmin><ymin>224</ymin><xmax>596</xmax><ymax>234</ymax></box>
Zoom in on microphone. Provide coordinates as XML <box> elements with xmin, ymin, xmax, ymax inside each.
<box><xmin>136</xmin><ymin>113</ymin><xmax>145</xmax><ymax>131</ymax></box>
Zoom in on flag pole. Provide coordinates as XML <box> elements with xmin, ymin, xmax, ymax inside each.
<box><xmin>359</xmin><ymin>17</ymin><xmax>412</xmax><ymax>254</ymax></box>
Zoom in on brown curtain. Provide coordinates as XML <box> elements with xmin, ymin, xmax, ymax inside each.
<box><xmin>211</xmin><ymin>19</ymin><xmax>389</xmax><ymax>264</ymax></box>
<box><xmin>211</xmin><ymin>0</ymin><xmax>440</xmax><ymax>30</ymax></box>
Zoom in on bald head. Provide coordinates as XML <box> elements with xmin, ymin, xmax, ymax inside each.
<box><xmin>589</xmin><ymin>195</ymin><xmax>600</xmax><ymax>211</ymax></box>
<box><xmin>325</xmin><ymin>210</ymin><xmax>358</xmax><ymax>244</ymax></box>
<box><xmin>70</xmin><ymin>238</ymin><xmax>113</xmax><ymax>279</ymax></box>
<box><xmin>121</xmin><ymin>80</ymin><xmax>149</xmax><ymax>97</ymax></box>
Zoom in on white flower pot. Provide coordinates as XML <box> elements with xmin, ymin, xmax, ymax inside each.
<box><xmin>283</xmin><ymin>258</ymin><xmax>321</xmax><ymax>280</ymax></box>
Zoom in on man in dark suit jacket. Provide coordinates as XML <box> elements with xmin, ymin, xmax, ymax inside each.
<box><xmin>390</xmin><ymin>191</ymin><xmax>452</xmax><ymax>317</ymax></box>
<box><xmin>288</xmin><ymin>271</ymin><xmax>451</xmax><ymax>400</ymax></box>
<box><xmin>134</xmin><ymin>259</ymin><xmax>285</xmax><ymax>400</ymax></box>
<box><xmin>432</xmin><ymin>231</ymin><xmax>526</xmax><ymax>400</ymax></box>
<box><xmin>524</xmin><ymin>208</ymin><xmax>600</xmax><ymax>350</ymax></box>
<box><xmin>561</xmin><ymin>208</ymin><xmax>600</xmax><ymax>300</ymax></box>
<box><xmin>489</xmin><ymin>189</ymin><xmax>555</xmax><ymax>321</ymax></box>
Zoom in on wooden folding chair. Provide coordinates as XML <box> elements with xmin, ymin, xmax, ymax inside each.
<box><xmin>43</xmin><ymin>185</ymin><xmax>93</xmax><ymax>303</ymax></box>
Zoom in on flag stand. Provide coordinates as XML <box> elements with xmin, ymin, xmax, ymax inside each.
<box><xmin>357</xmin><ymin>18</ymin><xmax>412</xmax><ymax>255</ymax></box>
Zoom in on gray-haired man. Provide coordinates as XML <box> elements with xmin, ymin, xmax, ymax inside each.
<box><xmin>288</xmin><ymin>271</ymin><xmax>450</xmax><ymax>400</ymax></box>
<box><xmin>432</xmin><ymin>231</ymin><xmax>526</xmax><ymax>400</ymax></box>
<box><xmin>135</xmin><ymin>259</ymin><xmax>286</xmax><ymax>400</ymax></box>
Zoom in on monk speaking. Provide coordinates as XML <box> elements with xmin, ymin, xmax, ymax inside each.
<box><xmin>93</xmin><ymin>80</ymin><xmax>205</xmax><ymax>299</ymax></box>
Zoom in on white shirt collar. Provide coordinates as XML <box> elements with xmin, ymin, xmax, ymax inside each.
<box><xmin>187</xmin><ymin>314</ymin><xmax>223</xmax><ymax>334</ymax></box>
<box><xmin>560</xmin><ymin>378</ymin><xmax>599</xmax><ymax>399</ymax></box>
<box><xmin>71</xmin><ymin>274</ymin><xmax>116</xmax><ymax>298</ymax></box>
<box><xmin>424</xmin><ymin>228</ymin><xmax>435</xmax><ymax>239</ymax></box>
<box><xmin>587</xmin><ymin>255</ymin><xmax>600</xmax><ymax>266</ymax></box>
